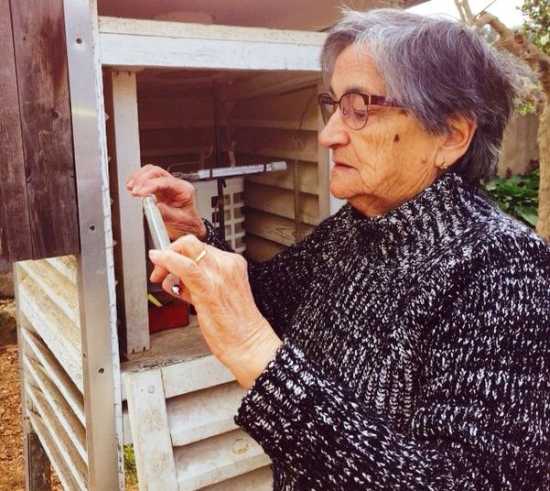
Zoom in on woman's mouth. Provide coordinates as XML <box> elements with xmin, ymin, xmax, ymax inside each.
<box><xmin>333</xmin><ymin>161</ymin><xmax>354</xmax><ymax>170</ymax></box>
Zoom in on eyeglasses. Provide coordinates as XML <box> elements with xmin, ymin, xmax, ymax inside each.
<box><xmin>318</xmin><ymin>92</ymin><xmax>403</xmax><ymax>130</ymax></box>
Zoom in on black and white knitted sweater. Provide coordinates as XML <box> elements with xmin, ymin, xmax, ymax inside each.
<box><xmin>206</xmin><ymin>172</ymin><xmax>550</xmax><ymax>490</ymax></box>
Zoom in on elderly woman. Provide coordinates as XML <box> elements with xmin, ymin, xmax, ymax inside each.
<box><xmin>128</xmin><ymin>8</ymin><xmax>550</xmax><ymax>490</ymax></box>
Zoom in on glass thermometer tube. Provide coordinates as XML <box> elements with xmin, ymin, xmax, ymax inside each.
<box><xmin>143</xmin><ymin>195</ymin><xmax>181</xmax><ymax>295</ymax></box>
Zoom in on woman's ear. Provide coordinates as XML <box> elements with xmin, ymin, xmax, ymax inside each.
<box><xmin>435</xmin><ymin>115</ymin><xmax>477</xmax><ymax>171</ymax></box>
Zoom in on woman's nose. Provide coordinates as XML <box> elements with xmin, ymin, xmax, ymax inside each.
<box><xmin>318</xmin><ymin>112</ymin><xmax>350</xmax><ymax>148</ymax></box>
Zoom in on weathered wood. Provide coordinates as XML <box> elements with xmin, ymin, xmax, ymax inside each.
<box><xmin>122</xmin><ymin>324</ymin><xmax>235</xmax><ymax>400</ymax></box>
<box><xmin>235</xmin><ymin>128</ymin><xmax>319</xmax><ymax>163</ymax></box>
<box><xmin>245</xmin><ymin>183</ymin><xmax>320</xmax><ymax>225</ymax></box>
<box><xmin>24</xmin><ymin>355</ymin><xmax>87</xmax><ymax>462</ymax></box>
<box><xmin>167</xmin><ymin>382</ymin><xmax>245</xmax><ymax>446</ymax></box>
<box><xmin>174</xmin><ymin>428</ymin><xmax>270</xmax><ymax>489</ymax></box>
<box><xmin>28</xmin><ymin>410</ymin><xmax>79</xmax><ymax>491</ymax></box>
<box><xmin>26</xmin><ymin>432</ymin><xmax>52</xmax><ymax>491</ymax></box>
<box><xmin>244</xmin><ymin>159</ymin><xmax>319</xmax><ymax>195</ymax></box>
<box><xmin>108</xmin><ymin>70</ymin><xmax>150</xmax><ymax>355</ymax></box>
<box><xmin>99</xmin><ymin>17</ymin><xmax>325</xmax><ymax>70</ymax></box>
<box><xmin>161</xmin><ymin>355</ymin><xmax>235</xmax><ymax>400</ymax></box>
<box><xmin>122</xmin><ymin>379</ymin><xmax>243</xmax><ymax>446</ymax></box>
<box><xmin>245</xmin><ymin>235</ymin><xmax>285</xmax><ymax>262</ymax></box>
<box><xmin>10</xmin><ymin>0</ymin><xmax>79</xmax><ymax>259</ymax></box>
<box><xmin>26</xmin><ymin>385</ymin><xmax>88</xmax><ymax>490</ymax></box>
<box><xmin>45</xmin><ymin>256</ymin><xmax>78</xmax><ymax>285</ymax></box>
<box><xmin>138</xmin><ymin>94</ymin><xmax>215</xmax><ymax>131</ymax></box>
<box><xmin>202</xmin><ymin>466</ymin><xmax>273</xmax><ymax>491</ymax></box>
<box><xmin>125</xmin><ymin>369</ymin><xmax>178</xmax><ymax>491</ymax></box>
<box><xmin>245</xmin><ymin>210</ymin><xmax>314</xmax><ymax>247</ymax></box>
<box><xmin>99</xmin><ymin>17</ymin><xmax>326</xmax><ymax>45</ymax></box>
<box><xmin>18</xmin><ymin>277</ymin><xmax>83</xmax><ymax>392</ymax></box>
<box><xmin>0</xmin><ymin>0</ymin><xmax>32</xmax><ymax>262</ymax></box>
<box><xmin>227</xmin><ymin>71</ymin><xmax>320</xmax><ymax>102</ymax></box>
<box><xmin>232</xmin><ymin>86</ymin><xmax>319</xmax><ymax>131</ymax></box>
<box><xmin>18</xmin><ymin>260</ymin><xmax>80</xmax><ymax>327</ymax></box>
<box><xmin>21</xmin><ymin>328</ymin><xmax>85</xmax><ymax>425</ymax></box>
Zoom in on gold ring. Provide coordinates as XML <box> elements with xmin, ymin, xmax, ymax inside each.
<box><xmin>194</xmin><ymin>249</ymin><xmax>207</xmax><ymax>264</ymax></box>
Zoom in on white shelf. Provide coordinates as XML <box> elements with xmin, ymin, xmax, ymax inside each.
<box><xmin>99</xmin><ymin>17</ymin><xmax>326</xmax><ymax>71</ymax></box>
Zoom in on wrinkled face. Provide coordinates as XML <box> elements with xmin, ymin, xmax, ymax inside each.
<box><xmin>319</xmin><ymin>45</ymin><xmax>444</xmax><ymax>217</ymax></box>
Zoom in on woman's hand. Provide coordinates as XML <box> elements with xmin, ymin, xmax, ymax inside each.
<box><xmin>148</xmin><ymin>234</ymin><xmax>282</xmax><ymax>389</ymax></box>
<box><xmin>126</xmin><ymin>164</ymin><xmax>207</xmax><ymax>240</ymax></box>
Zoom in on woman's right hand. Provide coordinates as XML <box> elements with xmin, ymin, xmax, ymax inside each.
<box><xmin>126</xmin><ymin>164</ymin><xmax>207</xmax><ymax>240</ymax></box>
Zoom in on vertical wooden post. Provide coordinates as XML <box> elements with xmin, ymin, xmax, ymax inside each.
<box><xmin>9</xmin><ymin>0</ymin><xmax>79</xmax><ymax>259</ymax></box>
<box><xmin>108</xmin><ymin>70</ymin><xmax>150</xmax><ymax>356</ymax></box>
<box><xmin>26</xmin><ymin>433</ymin><xmax>52</xmax><ymax>491</ymax></box>
<box><xmin>0</xmin><ymin>0</ymin><xmax>32</xmax><ymax>262</ymax></box>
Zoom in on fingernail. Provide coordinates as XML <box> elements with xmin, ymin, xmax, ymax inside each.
<box><xmin>149</xmin><ymin>249</ymin><xmax>161</xmax><ymax>260</ymax></box>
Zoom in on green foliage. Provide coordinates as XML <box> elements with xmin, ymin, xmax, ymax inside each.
<box><xmin>520</xmin><ymin>0</ymin><xmax>550</xmax><ymax>55</ymax></box>
<box><xmin>482</xmin><ymin>167</ymin><xmax>540</xmax><ymax>228</ymax></box>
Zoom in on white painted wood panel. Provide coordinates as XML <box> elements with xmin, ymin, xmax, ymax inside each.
<box><xmin>45</xmin><ymin>256</ymin><xmax>78</xmax><ymax>285</ymax></box>
<box><xmin>23</xmin><ymin>355</ymin><xmax>87</xmax><ymax>462</ymax></box>
<box><xmin>110</xmin><ymin>70</ymin><xmax>150</xmax><ymax>355</ymax></box>
<box><xmin>161</xmin><ymin>355</ymin><xmax>235</xmax><ymax>400</ymax></box>
<box><xmin>101</xmin><ymin>34</ymin><xmax>323</xmax><ymax>71</ymax></box>
<box><xmin>201</xmin><ymin>466</ymin><xmax>273</xmax><ymax>491</ymax></box>
<box><xmin>21</xmin><ymin>328</ymin><xmax>85</xmax><ymax>424</ymax></box>
<box><xmin>99</xmin><ymin>16</ymin><xmax>326</xmax><ymax>45</ymax></box>
<box><xmin>125</xmin><ymin>369</ymin><xmax>178</xmax><ymax>491</ymax></box>
<box><xmin>174</xmin><ymin>428</ymin><xmax>270</xmax><ymax>489</ymax></box>
<box><xmin>28</xmin><ymin>411</ymin><xmax>80</xmax><ymax>491</ymax></box>
<box><xmin>26</xmin><ymin>385</ymin><xmax>88</xmax><ymax>490</ymax></box>
<box><xmin>19</xmin><ymin>280</ymin><xmax>83</xmax><ymax>392</ymax></box>
<box><xmin>18</xmin><ymin>260</ymin><xmax>80</xmax><ymax>327</ymax></box>
<box><xmin>167</xmin><ymin>382</ymin><xmax>245</xmax><ymax>446</ymax></box>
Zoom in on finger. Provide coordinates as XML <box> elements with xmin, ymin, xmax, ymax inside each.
<box><xmin>126</xmin><ymin>164</ymin><xmax>167</xmax><ymax>189</ymax></box>
<box><xmin>161</xmin><ymin>274</ymin><xmax>192</xmax><ymax>303</ymax></box>
<box><xmin>131</xmin><ymin>176</ymin><xmax>193</xmax><ymax>203</ymax></box>
<box><xmin>169</xmin><ymin>234</ymin><xmax>205</xmax><ymax>261</ymax></box>
<box><xmin>148</xmin><ymin>249</ymin><xmax>204</xmax><ymax>293</ymax></box>
<box><xmin>149</xmin><ymin>263</ymin><xmax>169</xmax><ymax>283</ymax></box>
<box><xmin>156</xmin><ymin>202</ymin><xmax>190</xmax><ymax>224</ymax></box>
<box><xmin>129</xmin><ymin>166</ymin><xmax>171</xmax><ymax>193</ymax></box>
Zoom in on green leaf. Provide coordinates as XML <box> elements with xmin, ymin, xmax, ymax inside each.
<box><xmin>516</xmin><ymin>206</ymin><xmax>539</xmax><ymax>226</ymax></box>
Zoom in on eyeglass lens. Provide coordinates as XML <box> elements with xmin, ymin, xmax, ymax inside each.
<box><xmin>320</xmin><ymin>93</ymin><xmax>368</xmax><ymax>130</ymax></box>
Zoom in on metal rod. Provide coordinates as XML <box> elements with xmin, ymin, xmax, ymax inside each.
<box><xmin>171</xmin><ymin>161</ymin><xmax>287</xmax><ymax>182</ymax></box>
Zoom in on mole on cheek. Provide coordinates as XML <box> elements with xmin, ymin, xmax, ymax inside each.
<box><xmin>393</xmin><ymin>134</ymin><xmax>400</xmax><ymax>143</ymax></box>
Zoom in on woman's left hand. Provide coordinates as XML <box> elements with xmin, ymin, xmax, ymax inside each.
<box><xmin>148</xmin><ymin>235</ymin><xmax>282</xmax><ymax>389</ymax></box>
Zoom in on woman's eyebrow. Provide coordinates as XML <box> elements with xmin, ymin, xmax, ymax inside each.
<box><xmin>330</xmin><ymin>84</ymin><xmax>373</xmax><ymax>97</ymax></box>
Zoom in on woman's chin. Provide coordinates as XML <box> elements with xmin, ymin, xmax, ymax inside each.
<box><xmin>329</xmin><ymin>181</ymin><xmax>351</xmax><ymax>200</ymax></box>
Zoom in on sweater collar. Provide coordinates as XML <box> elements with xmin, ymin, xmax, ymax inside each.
<box><xmin>342</xmin><ymin>172</ymin><xmax>492</xmax><ymax>253</ymax></box>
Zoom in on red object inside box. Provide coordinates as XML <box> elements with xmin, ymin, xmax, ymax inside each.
<box><xmin>148</xmin><ymin>300</ymin><xmax>190</xmax><ymax>334</ymax></box>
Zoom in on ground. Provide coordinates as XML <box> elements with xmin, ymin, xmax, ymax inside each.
<box><xmin>0</xmin><ymin>342</ymin><xmax>25</xmax><ymax>490</ymax></box>
<box><xmin>0</xmin><ymin>299</ymin><xmax>63</xmax><ymax>490</ymax></box>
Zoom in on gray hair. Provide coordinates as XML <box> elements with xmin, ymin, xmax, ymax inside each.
<box><xmin>321</xmin><ymin>8</ymin><xmax>520</xmax><ymax>184</ymax></box>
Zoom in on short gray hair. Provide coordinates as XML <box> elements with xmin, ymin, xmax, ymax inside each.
<box><xmin>321</xmin><ymin>8</ymin><xmax>519</xmax><ymax>184</ymax></box>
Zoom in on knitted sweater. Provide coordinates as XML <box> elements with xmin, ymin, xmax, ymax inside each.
<box><xmin>206</xmin><ymin>172</ymin><xmax>550</xmax><ymax>490</ymax></box>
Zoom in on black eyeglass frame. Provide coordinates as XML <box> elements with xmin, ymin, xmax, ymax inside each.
<box><xmin>318</xmin><ymin>91</ymin><xmax>403</xmax><ymax>130</ymax></box>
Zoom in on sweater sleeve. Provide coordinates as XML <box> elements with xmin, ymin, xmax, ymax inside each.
<box><xmin>203</xmin><ymin>217</ymin><xmax>338</xmax><ymax>338</ymax></box>
<box><xmin>235</xmin><ymin>241</ymin><xmax>550</xmax><ymax>490</ymax></box>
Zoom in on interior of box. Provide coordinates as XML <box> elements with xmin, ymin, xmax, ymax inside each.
<box><xmin>105</xmin><ymin>67</ymin><xmax>328</xmax><ymax>361</ymax></box>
